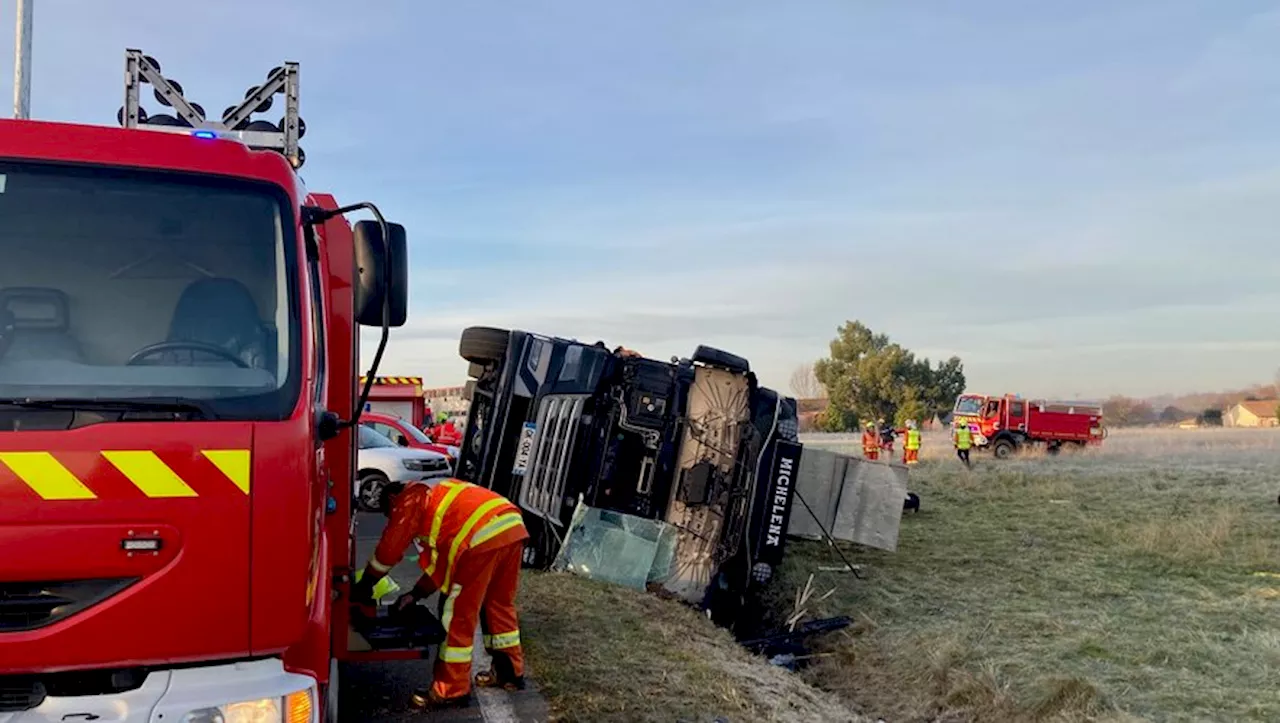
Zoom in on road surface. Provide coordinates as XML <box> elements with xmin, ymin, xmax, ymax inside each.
<box><xmin>341</xmin><ymin>511</ymin><xmax>549</xmax><ymax>722</ymax></box>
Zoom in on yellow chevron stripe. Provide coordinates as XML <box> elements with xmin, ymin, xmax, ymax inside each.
<box><xmin>0</xmin><ymin>451</ymin><xmax>96</xmax><ymax>500</ymax></box>
<box><xmin>103</xmin><ymin>450</ymin><xmax>197</xmax><ymax>498</ymax></box>
<box><xmin>359</xmin><ymin>376</ymin><xmax>423</xmax><ymax>385</ymax></box>
<box><xmin>202</xmin><ymin>449</ymin><xmax>251</xmax><ymax>494</ymax></box>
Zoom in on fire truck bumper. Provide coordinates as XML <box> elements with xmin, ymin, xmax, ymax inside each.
<box><xmin>8</xmin><ymin>658</ymin><xmax>317</xmax><ymax>723</ymax></box>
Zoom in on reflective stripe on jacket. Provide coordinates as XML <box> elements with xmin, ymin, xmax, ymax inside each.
<box><xmin>371</xmin><ymin>479</ymin><xmax>528</xmax><ymax>589</ymax></box>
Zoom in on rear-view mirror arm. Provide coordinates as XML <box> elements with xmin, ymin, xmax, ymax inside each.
<box><xmin>303</xmin><ymin>201</ymin><xmax>392</xmax><ymax>429</ymax></box>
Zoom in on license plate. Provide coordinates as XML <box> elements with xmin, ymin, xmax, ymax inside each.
<box><xmin>512</xmin><ymin>422</ymin><xmax>537</xmax><ymax>475</ymax></box>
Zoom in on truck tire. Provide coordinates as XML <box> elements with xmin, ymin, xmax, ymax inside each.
<box><xmin>992</xmin><ymin>438</ymin><xmax>1017</xmax><ymax>459</ymax></box>
<box><xmin>460</xmin><ymin>326</ymin><xmax>510</xmax><ymax>365</ymax></box>
<box><xmin>1046</xmin><ymin>442</ymin><xmax>1062</xmax><ymax>456</ymax></box>
<box><xmin>357</xmin><ymin>471</ymin><xmax>390</xmax><ymax>512</ymax></box>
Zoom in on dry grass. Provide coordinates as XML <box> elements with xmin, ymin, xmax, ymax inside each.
<box><xmin>787</xmin><ymin>427</ymin><xmax>1280</xmax><ymax>722</ymax></box>
<box><xmin>518</xmin><ymin>571</ymin><xmax>865</xmax><ymax>723</ymax></box>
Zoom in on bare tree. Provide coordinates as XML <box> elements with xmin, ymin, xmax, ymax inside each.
<box><xmin>789</xmin><ymin>363</ymin><xmax>827</xmax><ymax>399</ymax></box>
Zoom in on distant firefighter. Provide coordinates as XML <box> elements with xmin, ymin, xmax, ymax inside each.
<box><xmin>953</xmin><ymin>419</ymin><xmax>972</xmax><ymax>469</ymax></box>
<box><xmin>878</xmin><ymin>419</ymin><xmax>896</xmax><ymax>455</ymax></box>
<box><xmin>902</xmin><ymin>420</ymin><xmax>921</xmax><ymax>465</ymax></box>
<box><xmin>862</xmin><ymin>421</ymin><xmax>880</xmax><ymax>460</ymax></box>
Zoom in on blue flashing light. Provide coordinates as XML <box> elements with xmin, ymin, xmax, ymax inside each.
<box><xmin>191</xmin><ymin>130</ymin><xmax>217</xmax><ymax>139</ymax></box>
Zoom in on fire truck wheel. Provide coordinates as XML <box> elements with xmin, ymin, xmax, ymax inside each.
<box><xmin>358</xmin><ymin>472</ymin><xmax>390</xmax><ymax>512</ymax></box>
<box><xmin>460</xmin><ymin>326</ymin><xmax>510</xmax><ymax>365</ymax></box>
<box><xmin>1046</xmin><ymin>442</ymin><xmax>1061</xmax><ymax>456</ymax></box>
<box><xmin>992</xmin><ymin>438</ymin><xmax>1017</xmax><ymax>459</ymax></box>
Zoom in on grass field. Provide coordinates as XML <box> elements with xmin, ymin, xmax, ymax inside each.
<box><xmin>782</xmin><ymin>427</ymin><xmax>1280</xmax><ymax>722</ymax></box>
<box><xmin>518</xmin><ymin>571</ymin><xmax>863</xmax><ymax>722</ymax></box>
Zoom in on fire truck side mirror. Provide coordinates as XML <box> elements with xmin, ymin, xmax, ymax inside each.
<box><xmin>353</xmin><ymin>220</ymin><xmax>408</xmax><ymax>328</ymax></box>
<box><xmin>317</xmin><ymin>410</ymin><xmax>341</xmax><ymax>442</ymax></box>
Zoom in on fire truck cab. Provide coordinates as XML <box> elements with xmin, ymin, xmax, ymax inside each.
<box><xmin>0</xmin><ymin>50</ymin><xmax>421</xmax><ymax>722</ymax></box>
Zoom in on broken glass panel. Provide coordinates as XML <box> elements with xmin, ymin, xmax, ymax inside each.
<box><xmin>552</xmin><ymin>500</ymin><xmax>679</xmax><ymax>591</ymax></box>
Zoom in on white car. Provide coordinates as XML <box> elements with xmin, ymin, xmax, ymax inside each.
<box><xmin>355</xmin><ymin>425</ymin><xmax>452</xmax><ymax>512</ymax></box>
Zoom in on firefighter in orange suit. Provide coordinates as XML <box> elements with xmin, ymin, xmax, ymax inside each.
<box><xmin>351</xmin><ymin>479</ymin><xmax>529</xmax><ymax>710</ymax></box>
<box><xmin>861</xmin><ymin>421</ymin><xmax>880</xmax><ymax>460</ymax></box>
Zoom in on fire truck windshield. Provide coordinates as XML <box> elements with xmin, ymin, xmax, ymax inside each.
<box><xmin>953</xmin><ymin>396</ymin><xmax>984</xmax><ymax>416</ymax></box>
<box><xmin>0</xmin><ymin>160</ymin><xmax>300</xmax><ymax>421</ymax></box>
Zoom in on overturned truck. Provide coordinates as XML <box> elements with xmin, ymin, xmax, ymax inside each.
<box><xmin>454</xmin><ymin>326</ymin><xmax>801</xmax><ymax>630</ymax></box>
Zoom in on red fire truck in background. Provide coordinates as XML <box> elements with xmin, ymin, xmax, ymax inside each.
<box><xmin>952</xmin><ymin>393</ymin><xmax>1106</xmax><ymax>458</ymax></box>
<box><xmin>0</xmin><ymin>50</ymin><xmax>426</xmax><ymax>722</ymax></box>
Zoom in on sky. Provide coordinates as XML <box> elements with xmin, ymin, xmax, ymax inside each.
<box><xmin>4</xmin><ymin>0</ymin><xmax>1280</xmax><ymax>399</ymax></box>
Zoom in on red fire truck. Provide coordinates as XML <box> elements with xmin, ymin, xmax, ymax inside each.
<box><xmin>952</xmin><ymin>393</ymin><xmax>1105</xmax><ymax>458</ymax></box>
<box><xmin>359</xmin><ymin>375</ymin><xmax>427</xmax><ymax>428</ymax></box>
<box><xmin>0</xmin><ymin>50</ymin><xmax>426</xmax><ymax>721</ymax></box>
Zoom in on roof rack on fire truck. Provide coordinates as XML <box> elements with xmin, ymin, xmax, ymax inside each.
<box><xmin>117</xmin><ymin>48</ymin><xmax>306</xmax><ymax>169</ymax></box>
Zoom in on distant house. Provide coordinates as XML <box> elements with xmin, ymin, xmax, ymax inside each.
<box><xmin>1224</xmin><ymin>400</ymin><xmax>1280</xmax><ymax>428</ymax></box>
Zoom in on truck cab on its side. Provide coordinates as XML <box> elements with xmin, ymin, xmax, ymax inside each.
<box><xmin>454</xmin><ymin>326</ymin><xmax>801</xmax><ymax>633</ymax></box>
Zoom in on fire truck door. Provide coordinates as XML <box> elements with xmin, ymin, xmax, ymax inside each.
<box><xmin>1008</xmin><ymin>399</ymin><xmax>1027</xmax><ymax>432</ymax></box>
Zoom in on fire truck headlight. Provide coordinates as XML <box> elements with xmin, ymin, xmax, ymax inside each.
<box><xmin>182</xmin><ymin>688</ymin><xmax>314</xmax><ymax>723</ymax></box>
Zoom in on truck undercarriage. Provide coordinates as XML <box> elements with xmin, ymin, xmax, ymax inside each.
<box><xmin>454</xmin><ymin>327</ymin><xmax>801</xmax><ymax>634</ymax></box>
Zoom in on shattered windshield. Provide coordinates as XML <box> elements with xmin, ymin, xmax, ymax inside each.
<box><xmin>0</xmin><ymin>161</ymin><xmax>299</xmax><ymax>421</ymax></box>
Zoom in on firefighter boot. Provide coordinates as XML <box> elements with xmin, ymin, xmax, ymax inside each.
<box><xmin>475</xmin><ymin>652</ymin><xmax>526</xmax><ymax>691</ymax></box>
<box><xmin>410</xmin><ymin>687</ymin><xmax>472</xmax><ymax>710</ymax></box>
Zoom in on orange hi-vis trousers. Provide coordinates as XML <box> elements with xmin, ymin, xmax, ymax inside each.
<box><xmin>433</xmin><ymin>539</ymin><xmax>525</xmax><ymax>700</ymax></box>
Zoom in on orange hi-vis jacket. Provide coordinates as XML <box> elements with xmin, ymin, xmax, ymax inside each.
<box><xmin>370</xmin><ymin>479</ymin><xmax>528</xmax><ymax>590</ymax></box>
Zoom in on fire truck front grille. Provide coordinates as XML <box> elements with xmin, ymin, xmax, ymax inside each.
<box><xmin>0</xmin><ymin>677</ymin><xmax>44</xmax><ymax>712</ymax></box>
<box><xmin>0</xmin><ymin>667</ymin><xmax>150</xmax><ymax>712</ymax></box>
<box><xmin>519</xmin><ymin>394</ymin><xmax>588</xmax><ymax>525</ymax></box>
<box><xmin>0</xmin><ymin>578</ymin><xmax>138</xmax><ymax>632</ymax></box>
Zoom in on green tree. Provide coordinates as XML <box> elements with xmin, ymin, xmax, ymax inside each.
<box><xmin>812</xmin><ymin>321</ymin><xmax>965</xmax><ymax>431</ymax></box>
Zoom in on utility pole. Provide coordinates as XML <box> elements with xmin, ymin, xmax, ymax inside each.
<box><xmin>13</xmin><ymin>0</ymin><xmax>33</xmax><ymax>119</ymax></box>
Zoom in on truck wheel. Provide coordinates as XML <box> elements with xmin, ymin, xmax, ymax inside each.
<box><xmin>992</xmin><ymin>439</ymin><xmax>1017</xmax><ymax>459</ymax></box>
<box><xmin>1046</xmin><ymin>442</ymin><xmax>1061</xmax><ymax>456</ymax></box>
<box><xmin>357</xmin><ymin>472</ymin><xmax>389</xmax><ymax>512</ymax></box>
<box><xmin>460</xmin><ymin>326</ymin><xmax>510</xmax><ymax>365</ymax></box>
